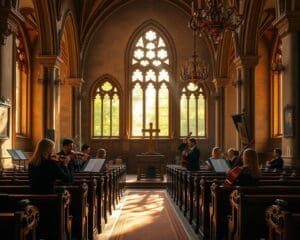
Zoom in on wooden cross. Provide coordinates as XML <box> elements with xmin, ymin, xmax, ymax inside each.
<box><xmin>142</xmin><ymin>122</ymin><xmax>160</xmax><ymax>153</ymax></box>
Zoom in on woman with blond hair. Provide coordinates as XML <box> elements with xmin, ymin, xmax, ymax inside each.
<box><xmin>28</xmin><ymin>138</ymin><xmax>72</xmax><ymax>193</ymax></box>
<box><xmin>224</xmin><ymin>148</ymin><xmax>261</xmax><ymax>187</ymax></box>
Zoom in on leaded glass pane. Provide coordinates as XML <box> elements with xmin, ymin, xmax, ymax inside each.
<box><xmin>180</xmin><ymin>94</ymin><xmax>188</xmax><ymax>136</ymax></box>
<box><xmin>159</xmin><ymin>83</ymin><xmax>169</xmax><ymax>136</ymax></box>
<box><xmin>132</xmin><ymin>83</ymin><xmax>143</xmax><ymax>136</ymax></box>
<box><xmin>102</xmin><ymin>94</ymin><xmax>110</xmax><ymax>136</ymax></box>
<box><xmin>93</xmin><ymin>95</ymin><xmax>101</xmax><ymax>136</ymax></box>
<box><xmin>112</xmin><ymin>95</ymin><xmax>119</xmax><ymax>136</ymax></box>
<box><xmin>145</xmin><ymin>83</ymin><xmax>156</xmax><ymax>131</ymax></box>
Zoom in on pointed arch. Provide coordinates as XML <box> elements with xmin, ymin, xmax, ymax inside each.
<box><xmin>126</xmin><ymin>20</ymin><xmax>176</xmax><ymax>138</ymax></box>
<box><xmin>90</xmin><ymin>74</ymin><xmax>122</xmax><ymax>137</ymax></box>
<box><xmin>59</xmin><ymin>11</ymin><xmax>80</xmax><ymax>77</ymax></box>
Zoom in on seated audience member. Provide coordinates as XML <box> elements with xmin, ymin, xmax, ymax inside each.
<box><xmin>224</xmin><ymin>148</ymin><xmax>261</xmax><ymax>187</ymax></box>
<box><xmin>96</xmin><ymin>148</ymin><xmax>110</xmax><ymax>172</ymax></box>
<box><xmin>210</xmin><ymin>147</ymin><xmax>223</xmax><ymax>160</ymax></box>
<box><xmin>80</xmin><ymin>143</ymin><xmax>91</xmax><ymax>169</ymax></box>
<box><xmin>266</xmin><ymin>148</ymin><xmax>284</xmax><ymax>171</ymax></box>
<box><xmin>182</xmin><ymin>138</ymin><xmax>200</xmax><ymax>171</ymax></box>
<box><xmin>205</xmin><ymin>146</ymin><xmax>223</xmax><ymax>170</ymax></box>
<box><xmin>227</xmin><ymin>148</ymin><xmax>242</xmax><ymax>167</ymax></box>
<box><xmin>28</xmin><ymin>138</ymin><xmax>72</xmax><ymax>193</ymax></box>
<box><xmin>57</xmin><ymin>138</ymin><xmax>81</xmax><ymax>173</ymax></box>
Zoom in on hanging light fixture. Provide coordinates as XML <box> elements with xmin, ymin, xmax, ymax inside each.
<box><xmin>180</xmin><ymin>31</ymin><xmax>209</xmax><ymax>83</ymax></box>
<box><xmin>189</xmin><ymin>0</ymin><xmax>243</xmax><ymax>46</ymax></box>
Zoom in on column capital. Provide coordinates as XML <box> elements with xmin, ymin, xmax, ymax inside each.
<box><xmin>64</xmin><ymin>78</ymin><xmax>84</xmax><ymax>87</ymax></box>
<box><xmin>212</xmin><ymin>77</ymin><xmax>227</xmax><ymax>89</ymax></box>
<box><xmin>273</xmin><ymin>12</ymin><xmax>300</xmax><ymax>37</ymax></box>
<box><xmin>36</xmin><ymin>55</ymin><xmax>63</xmax><ymax>68</ymax></box>
<box><xmin>0</xmin><ymin>6</ymin><xmax>23</xmax><ymax>45</ymax></box>
<box><xmin>234</xmin><ymin>55</ymin><xmax>259</xmax><ymax>68</ymax></box>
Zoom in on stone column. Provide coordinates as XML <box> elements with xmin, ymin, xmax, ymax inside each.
<box><xmin>234</xmin><ymin>56</ymin><xmax>258</xmax><ymax>144</ymax></box>
<box><xmin>64</xmin><ymin>77</ymin><xmax>84</xmax><ymax>146</ymax></box>
<box><xmin>212</xmin><ymin>77</ymin><xmax>227</xmax><ymax>148</ymax></box>
<box><xmin>37</xmin><ymin>56</ymin><xmax>62</xmax><ymax>149</ymax></box>
<box><xmin>274</xmin><ymin>12</ymin><xmax>300</xmax><ymax>166</ymax></box>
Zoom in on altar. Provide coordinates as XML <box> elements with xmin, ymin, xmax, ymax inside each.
<box><xmin>136</xmin><ymin>154</ymin><xmax>165</xmax><ymax>181</ymax></box>
<box><xmin>136</xmin><ymin>122</ymin><xmax>165</xmax><ymax>181</ymax></box>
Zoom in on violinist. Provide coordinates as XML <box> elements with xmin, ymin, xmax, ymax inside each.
<box><xmin>78</xmin><ymin>143</ymin><xmax>92</xmax><ymax>169</ymax></box>
<box><xmin>224</xmin><ymin>148</ymin><xmax>261</xmax><ymax>187</ymax></box>
<box><xmin>57</xmin><ymin>138</ymin><xmax>81</xmax><ymax>173</ymax></box>
<box><xmin>266</xmin><ymin>148</ymin><xmax>283</xmax><ymax>171</ymax></box>
<box><xmin>28</xmin><ymin>138</ymin><xmax>72</xmax><ymax>194</ymax></box>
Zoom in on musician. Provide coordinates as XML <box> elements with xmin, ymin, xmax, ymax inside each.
<box><xmin>224</xmin><ymin>148</ymin><xmax>261</xmax><ymax>186</ymax></box>
<box><xmin>80</xmin><ymin>143</ymin><xmax>91</xmax><ymax>169</ymax></box>
<box><xmin>28</xmin><ymin>138</ymin><xmax>72</xmax><ymax>193</ymax></box>
<box><xmin>57</xmin><ymin>138</ymin><xmax>81</xmax><ymax>173</ymax></box>
<box><xmin>227</xmin><ymin>148</ymin><xmax>242</xmax><ymax>168</ymax></box>
<box><xmin>96</xmin><ymin>148</ymin><xmax>110</xmax><ymax>172</ymax></box>
<box><xmin>178</xmin><ymin>136</ymin><xmax>189</xmax><ymax>166</ymax></box>
<box><xmin>183</xmin><ymin>138</ymin><xmax>200</xmax><ymax>171</ymax></box>
<box><xmin>210</xmin><ymin>147</ymin><xmax>223</xmax><ymax>160</ymax></box>
<box><xmin>266</xmin><ymin>148</ymin><xmax>283</xmax><ymax>171</ymax></box>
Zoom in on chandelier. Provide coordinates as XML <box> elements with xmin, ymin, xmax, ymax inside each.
<box><xmin>181</xmin><ymin>23</ymin><xmax>209</xmax><ymax>83</ymax></box>
<box><xmin>189</xmin><ymin>0</ymin><xmax>243</xmax><ymax>46</ymax></box>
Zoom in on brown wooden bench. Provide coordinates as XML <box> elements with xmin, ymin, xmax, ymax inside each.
<box><xmin>0</xmin><ymin>199</ymin><xmax>39</xmax><ymax>240</ymax></box>
<box><xmin>0</xmin><ymin>190</ymin><xmax>71</xmax><ymax>240</ymax></box>
<box><xmin>229</xmin><ymin>191</ymin><xmax>300</xmax><ymax>240</ymax></box>
<box><xmin>265</xmin><ymin>199</ymin><xmax>300</xmax><ymax>240</ymax></box>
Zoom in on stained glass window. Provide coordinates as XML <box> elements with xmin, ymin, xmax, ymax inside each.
<box><xmin>131</xmin><ymin>29</ymin><xmax>170</xmax><ymax>137</ymax></box>
<box><xmin>180</xmin><ymin>83</ymin><xmax>206</xmax><ymax>137</ymax></box>
<box><xmin>92</xmin><ymin>80</ymin><xmax>120</xmax><ymax>137</ymax></box>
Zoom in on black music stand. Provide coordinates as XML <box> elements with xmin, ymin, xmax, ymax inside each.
<box><xmin>7</xmin><ymin>149</ymin><xmax>28</xmax><ymax>171</ymax></box>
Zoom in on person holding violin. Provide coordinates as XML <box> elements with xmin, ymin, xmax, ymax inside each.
<box><xmin>224</xmin><ymin>148</ymin><xmax>261</xmax><ymax>187</ymax></box>
<box><xmin>266</xmin><ymin>148</ymin><xmax>283</xmax><ymax>171</ymax></box>
<box><xmin>79</xmin><ymin>143</ymin><xmax>92</xmax><ymax>169</ymax></box>
<box><xmin>28</xmin><ymin>138</ymin><xmax>72</xmax><ymax>194</ymax></box>
<box><xmin>57</xmin><ymin>138</ymin><xmax>81</xmax><ymax>173</ymax></box>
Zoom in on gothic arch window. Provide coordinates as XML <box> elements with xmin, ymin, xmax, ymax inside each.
<box><xmin>271</xmin><ymin>41</ymin><xmax>283</xmax><ymax>137</ymax></box>
<box><xmin>180</xmin><ymin>82</ymin><xmax>206</xmax><ymax>137</ymax></box>
<box><xmin>130</xmin><ymin>28</ymin><xmax>171</xmax><ymax>137</ymax></box>
<box><xmin>15</xmin><ymin>29</ymin><xmax>29</xmax><ymax>136</ymax></box>
<box><xmin>92</xmin><ymin>78</ymin><xmax>120</xmax><ymax>137</ymax></box>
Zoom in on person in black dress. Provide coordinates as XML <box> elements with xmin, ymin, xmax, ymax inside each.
<box><xmin>267</xmin><ymin>148</ymin><xmax>283</xmax><ymax>171</ymax></box>
<box><xmin>28</xmin><ymin>138</ymin><xmax>72</xmax><ymax>193</ymax></box>
<box><xmin>225</xmin><ymin>148</ymin><xmax>261</xmax><ymax>186</ymax></box>
<box><xmin>80</xmin><ymin>143</ymin><xmax>92</xmax><ymax>169</ymax></box>
<box><xmin>183</xmin><ymin>138</ymin><xmax>200</xmax><ymax>171</ymax></box>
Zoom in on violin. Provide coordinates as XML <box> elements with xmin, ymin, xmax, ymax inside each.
<box><xmin>50</xmin><ymin>154</ymin><xmax>66</xmax><ymax>162</ymax></box>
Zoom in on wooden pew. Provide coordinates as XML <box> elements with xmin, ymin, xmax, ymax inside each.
<box><xmin>265</xmin><ymin>199</ymin><xmax>300</xmax><ymax>240</ymax></box>
<box><xmin>0</xmin><ymin>190</ymin><xmax>71</xmax><ymax>240</ymax></box>
<box><xmin>0</xmin><ymin>199</ymin><xmax>39</xmax><ymax>240</ymax></box>
<box><xmin>229</xmin><ymin>190</ymin><xmax>300</xmax><ymax>240</ymax></box>
<box><xmin>210</xmin><ymin>181</ymin><xmax>300</xmax><ymax>240</ymax></box>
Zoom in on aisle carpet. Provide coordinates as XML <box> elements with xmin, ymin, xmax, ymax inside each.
<box><xmin>109</xmin><ymin>190</ymin><xmax>189</xmax><ymax>240</ymax></box>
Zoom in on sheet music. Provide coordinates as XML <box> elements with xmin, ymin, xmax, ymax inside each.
<box><xmin>7</xmin><ymin>149</ymin><xmax>21</xmax><ymax>160</ymax></box>
<box><xmin>82</xmin><ymin>158</ymin><xmax>106</xmax><ymax>172</ymax></box>
<box><xmin>208</xmin><ymin>158</ymin><xmax>230</xmax><ymax>173</ymax></box>
<box><xmin>15</xmin><ymin>150</ymin><xmax>27</xmax><ymax>160</ymax></box>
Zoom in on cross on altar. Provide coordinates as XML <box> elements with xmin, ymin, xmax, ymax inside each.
<box><xmin>142</xmin><ymin>122</ymin><xmax>160</xmax><ymax>153</ymax></box>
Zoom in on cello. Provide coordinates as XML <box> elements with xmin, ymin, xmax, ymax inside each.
<box><xmin>223</xmin><ymin>139</ymin><xmax>254</xmax><ymax>187</ymax></box>
<box><xmin>181</xmin><ymin>132</ymin><xmax>192</xmax><ymax>167</ymax></box>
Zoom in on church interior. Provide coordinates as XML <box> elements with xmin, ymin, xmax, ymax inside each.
<box><xmin>0</xmin><ymin>0</ymin><xmax>300</xmax><ymax>239</ymax></box>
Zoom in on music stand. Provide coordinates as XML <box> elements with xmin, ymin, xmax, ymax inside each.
<box><xmin>82</xmin><ymin>158</ymin><xmax>106</xmax><ymax>173</ymax></box>
<box><xmin>7</xmin><ymin>149</ymin><xmax>28</xmax><ymax>171</ymax></box>
<box><xmin>207</xmin><ymin>158</ymin><xmax>230</xmax><ymax>174</ymax></box>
